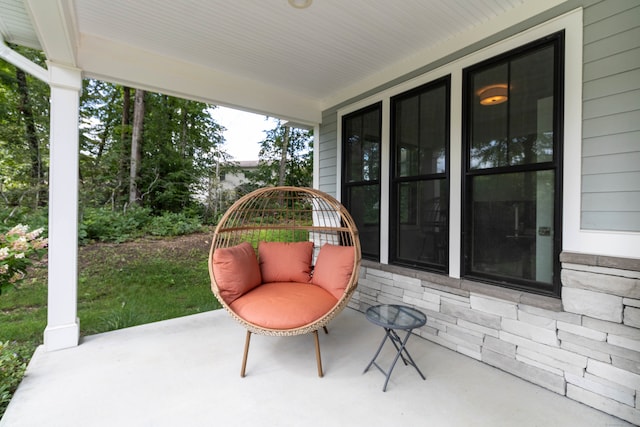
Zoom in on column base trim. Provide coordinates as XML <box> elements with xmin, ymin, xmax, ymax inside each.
<box><xmin>44</xmin><ymin>318</ymin><xmax>80</xmax><ymax>351</ymax></box>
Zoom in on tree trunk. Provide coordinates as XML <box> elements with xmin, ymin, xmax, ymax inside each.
<box><xmin>15</xmin><ymin>68</ymin><xmax>43</xmax><ymax>206</ymax></box>
<box><xmin>129</xmin><ymin>89</ymin><xmax>145</xmax><ymax>206</ymax></box>
<box><xmin>118</xmin><ymin>87</ymin><xmax>132</xmax><ymax>201</ymax></box>
<box><xmin>278</xmin><ymin>126</ymin><xmax>290</xmax><ymax>187</ymax></box>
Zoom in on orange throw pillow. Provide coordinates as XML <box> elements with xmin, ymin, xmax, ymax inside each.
<box><xmin>312</xmin><ymin>244</ymin><xmax>355</xmax><ymax>299</ymax></box>
<box><xmin>211</xmin><ymin>241</ymin><xmax>262</xmax><ymax>304</ymax></box>
<box><xmin>258</xmin><ymin>241</ymin><xmax>313</xmax><ymax>283</ymax></box>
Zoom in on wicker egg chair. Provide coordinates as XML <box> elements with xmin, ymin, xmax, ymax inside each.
<box><xmin>208</xmin><ymin>186</ymin><xmax>361</xmax><ymax>377</ymax></box>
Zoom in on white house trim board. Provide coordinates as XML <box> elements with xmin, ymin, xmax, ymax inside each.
<box><xmin>336</xmin><ymin>9</ymin><xmax>590</xmax><ymax>275</ymax></box>
<box><xmin>379</xmin><ymin>98</ymin><xmax>391</xmax><ymax>265</ymax></box>
<box><xmin>24</xmin><ymin>0</ymin><xmax>77</xmax><ymax>66</ymax></box>
<box><xmin>335</xmin><ymin>119</ymin><xmax>342</xmax><ymax>202</ymax></box>
<box><xmin>0</xmin><ymin>38</ymin><xmax>48</xmax><ymax>81</ymax></box>
<box><xmin>44</xmin><ymin>62</ymin><xmax>82</xmax><ymax>351</ymax></box>
<box><xmin>448</xmin><ymin>70</ymin><xmax>463</xmax><ymax>279</ymax></box>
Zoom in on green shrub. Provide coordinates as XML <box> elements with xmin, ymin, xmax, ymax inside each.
<box><xmin>145</xmin><ymin>212</ymin><xmax>202</xmax><ymax>237</ymax></box>
<box><xmin>80</xmin><ymin>207</ymin><xmax>152</xmax><ymax>243</ymax></box>
<box><xmin>79</xmin><ymin>207</ymin><xmax>204</xmax><ymax>243</ymax></box>
<box><xmin>0</xmin><ymin>341</ymin><xmax>28</xmax><ymax>419</ymax></box>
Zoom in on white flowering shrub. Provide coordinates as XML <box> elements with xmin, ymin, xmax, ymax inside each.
<box><xmin>0</xmin><ymin>224</ymin><xmax>48</xmax><ymax>294</ymax></box>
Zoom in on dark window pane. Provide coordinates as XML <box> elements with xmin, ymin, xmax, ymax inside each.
<box><xmin>470</xmin><ymin>64</ymin><xmax>509</xmax><ymax>169</ymax></box>
<box><xmin>343</xmin><ymin>103</ymin><xmax>382</xmax><ymax>261</ymax></box>
<box><xmin>470</xmin><ymin>45</ymin><xmax>555</xmax><ymax>169</ymax></box>
<box><xmin>509</xmin><ymin>45</ymin><xmax>555</xmax><ymax>165</ymax></box>
<box><xmin>396</xmin><ymin>179</ymin><xmax>448</xmax><ymax>267</ymax></box>
<box><xmin>391</xmin><ymin>78</ymin><xmax>449</xmax><ymax>271</ymax></box>
<box><xmin>470</xmin><ymin>170</ymin><xmax>554</xmax><ymax>284</ymax></box>
<box><xmin>345</xmin><ymin>108</ymin><xmax>381</xmax><ymax>182</ymax></box>
<box><xmin>419</xmin><ymin>87</ymin><xmax>448</xmax><ymax>175</ymax></box>
<box><xmin>346</xmin><ymin>184</ymin><xmax>380</xmax><ymax>259</ymax></box>
<box><xmin>395</xmin><ymin>85</ymin><xmax>447</xmax><ymax>177</ymax></box>
<box><xmin>396</xmin><ymin>95</ymin><xmax>419</xmax><ymax>176</ymax></box>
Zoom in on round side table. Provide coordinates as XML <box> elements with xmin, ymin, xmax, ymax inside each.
<box><xmin>363</xmin><ymin>304</ymin><xmax>427</xmax><ymax>391</ymax></box>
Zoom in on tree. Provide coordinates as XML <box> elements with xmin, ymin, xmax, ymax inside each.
<box><xmin>139</xmin><ymin>95</ymin><xmax>225</xmax><ymax>212</ymax></box>
<box><xmin>119</xmin><ymin>86</ymin><xmax>132</xmax><ymax>200</ymax></box>
<box><xmin>15</xmin><ymin>68</ymin><xmax>42</xmax><ymax>204</ymax></box>
<box><xmin>129</xmin><ymin>88</ymin><xmax>145</xmax><ymax>206</ymax></box>
<box><xmin>79</xmin><ymin>83</ymin><xmax>230</xmax><ymax>213</ymax></box>
<box><xmin>277</xmin><ymin>125</ymin><xmax>290</xmax><ymax>186</ymax></box>
<box><xmin>0</xmin><ymin>46</ymin><xmax>49</xmax><ymax>216</ymax></box>
<box><xmin>248</xmin><ymin>121</ymin><xmax>313</xmax><ymax>188</ymax></box>
<box><xmin>3</xmin><ymin>66</ymin><xmax>232</xmax><ymax>219</ymax></box>
<box><xmin>79</xmin><ymin>80</ymin><xmax>127</xmax><ymax>208</ymax></box>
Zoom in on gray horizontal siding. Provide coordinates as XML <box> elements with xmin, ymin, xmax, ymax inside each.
<box><xmin>583</xmin><ymin>0</ymin><xmax>639</xmax><ymax>32</ymax></box>
<box><xmin>582</xmin><ymin>171</ymin><xmax>640</xmax><ymax>192</ymax></box>
<box><xmin>583</xmin><ymin>130</ymin><xmax>640</xmax><ymax>157</ymax></box>
<box><xmin>582</xmin><ymin>110</ymin><xmax>640</xmax><ymax>138</ymax></box>
<box><xmin>583</xmin><ymin>48</ymin><xmax>640</xmax><ymax>83</ymax></box>
<box><xmin>583</xmin><ymin>150</ymin><xmax>640</xmax><ymax>175</ymax></box>
<box><xmin>583</xmin><ymin>1</ymin><xmax>639</xmax><ymax>44</ymax></box>
<box><xmin>582</xmin><ymin>211</ymin><xmax>640</xmax><ymax>231</ymax></box>
<box><xmin>584</xmin><ymin>68</ymin><xmax>640</xmax><ymax>101</ymax></box>
<box><xmin>582</xmin><ymin>192</ymin><xmax>640</xmax><ymax>211</ymax></box>
<box><xmin>583</xmin><ymin>26</ymin><xmax>640</xmax><ymax>63</ymax></box>
<box><xmin>318</xmin><ymin>109</ymin><xmax>338</xmax><ymax>196</ymax></box>
<box><xmin>582</xmin><ymin>1</ymin><xmax>640</xmax><ymax>231</ymax></box>
<box><xmin>583</xmin><ymin>89</ymin><xmax>640</xmax><ymax>119</ymax></box>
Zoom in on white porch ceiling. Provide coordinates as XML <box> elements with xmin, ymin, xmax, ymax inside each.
<box><xmin>0</xmin><ymin>0</ymin><xmax>562</xmax><ymax>124</ymax></box>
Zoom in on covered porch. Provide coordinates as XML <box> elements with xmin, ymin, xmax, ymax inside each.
<box><xmin>1</xmin><ymin>308</ymin><xmax>631</xmax><ymax>426</ymax></box>
<box><xmin>1</xmin><ymin>0</ymin><xmax>639</xmax><ymax>424</ymax></box>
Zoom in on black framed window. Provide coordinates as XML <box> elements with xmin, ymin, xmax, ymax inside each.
<box><xmin>342</xmin><ymin>103</ymin><xmax>381</xmax><ymax>260</ymax></box>
<box><xmin>462</xmin><ymin>32</ymin><xmax>564</xmax><ymax>296</ymax></box>
<box><xmin>390</xmin><ymin>77</ymin><xmax>450</xmax><ymax>270</ymax></box>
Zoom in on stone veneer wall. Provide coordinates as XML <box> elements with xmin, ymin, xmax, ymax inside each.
<box><xmin>350</xmin><ymin>253</ymin><xmax>640</xmax><ymax>425</ymax></box>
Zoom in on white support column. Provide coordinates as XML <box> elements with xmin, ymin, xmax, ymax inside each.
<box><xmin>43</xmin><ymin>62</ymin><xmax>82</xmax><ymax>351</ymax></box>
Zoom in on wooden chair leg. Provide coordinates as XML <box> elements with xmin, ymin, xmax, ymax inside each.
<box><xmin>314</xmin><ymin>330</ymin><xmax>324</xmax><ymax>377</ymax></box>
<box><xmin>323</xmin><ymin>326</ymin><xmax>329</xmax><ymax>334</ymax></box>
<box><xmin>241</xmin><ymin>330</ymin><xmax>251</xmax><ymax>377</ymax></box>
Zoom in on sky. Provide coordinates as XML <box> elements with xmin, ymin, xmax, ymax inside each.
<box><xmin>209</xmin><ymin>106</ymin><xmax>278</xmax><ymax>161</ymax></box>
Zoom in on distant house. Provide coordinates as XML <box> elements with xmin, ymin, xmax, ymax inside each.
<box><xmin>202</xmin><ymin>160</ymin><xmax>259</xmax><ymax>215</ymax></box>
<box><xmin>219</xmin><ymin>160</ymin><xmax>258</xmax><ymax>193</ymax></box>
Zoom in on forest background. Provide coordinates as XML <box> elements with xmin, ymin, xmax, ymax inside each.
<box><xmin>0</xmin><ymin>45</ymin><xmax>313</xmax><ymax>241</ymax></box>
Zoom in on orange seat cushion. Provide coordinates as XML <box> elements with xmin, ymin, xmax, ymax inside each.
<box><xmin>312</xmin><ymin>244</ymin><xmax>355</xmax><ymax>299</ymax></box>
<box><xmin>229</xmin><ymin>282</ymin><xmax>338</xmax><ymax>330</ymax></box>
<box><xmin>211</xmin><ymin>241</ymin><xmax>262</xmax><ymax>304</ymax></box>
<box><xmin>258</xmin><ymin>241</ymin><xmax>313</xmax><ymax>283</ymax></box>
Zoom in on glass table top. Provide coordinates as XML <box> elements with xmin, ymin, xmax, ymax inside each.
<box><xmin>365</xmin><ymin>304</ymin><xmax>426</xmax><ymax>330</ymax></box>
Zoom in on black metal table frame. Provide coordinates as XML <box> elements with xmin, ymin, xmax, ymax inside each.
<box><xmin>363</xmin><ymin>306</ymin><xmax>426</xmax><ymax>391</ymax></box>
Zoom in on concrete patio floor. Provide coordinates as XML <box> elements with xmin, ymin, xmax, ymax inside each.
<box><xmin>1</xmin><ymin>308</ymin><xmax>632</xmax><ymax>427</ymax></box>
